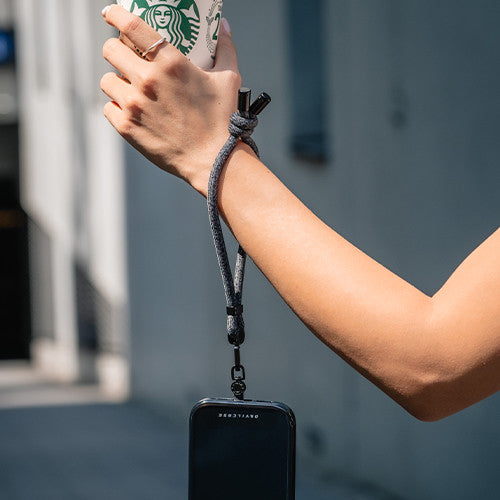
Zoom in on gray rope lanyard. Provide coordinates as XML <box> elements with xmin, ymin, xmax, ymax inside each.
<box><xmin>207</xmin><ymin>88</ymin><xmax>271</xmax><ymax>400</ymax></box>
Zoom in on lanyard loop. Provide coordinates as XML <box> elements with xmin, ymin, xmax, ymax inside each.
<box><xmin>207</xmin><ymin>88</ymin><xmax>271</xmax><ymax>398</ymax></box>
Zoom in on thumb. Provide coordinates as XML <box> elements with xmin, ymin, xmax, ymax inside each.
<box><xmin>213</xmin><ymin>18</ymin><xmax>238</xmax><ymax>72</ymax></box>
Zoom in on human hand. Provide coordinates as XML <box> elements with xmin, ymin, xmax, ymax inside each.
<box><xmin>100</xmin><ymin>5</ymin><xmax>242</xmax><ymax>194</ymax></box>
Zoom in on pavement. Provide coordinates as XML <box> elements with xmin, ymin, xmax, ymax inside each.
<box><xmin>0</xmin><ymin>362</ymin><xmax>396</xmax><ymax>499</ymax></box>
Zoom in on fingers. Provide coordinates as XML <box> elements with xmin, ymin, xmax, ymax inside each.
<box><xmin>212</xmin><ymin>18</ymin><xmax>238</xmax><ymax>73</ymax></box>
<box><xmin>101</xmin><ymin>70</ymin><xmax>149</xmax><ymax>129</ymax></box>
<box><xmin>102</xmin><ymin>5</ymin><xmax>171</xmax><ymax>59</ymax></box>
<box><xmin>103</xmin><ymin>100</ymin><xmax>125</xmax><ymax>134</ymax></box>
<box><xmin>100</xmin><ymin>72</ymin><xmax>131</xmax><ymax>109</ymax></box>
<box><xmin>102</xmin><ymin>37</ymin><xmax>148</xmax><ymax>82</ymax></box>
<box><xmin>103</xmin><ymin>98</ymin><xmax>141</xmax><ymax>143</ymax></box>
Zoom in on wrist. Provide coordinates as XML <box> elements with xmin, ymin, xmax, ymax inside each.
<box><xmin>190</xmin><ymin>141</ymin><xmax>257</xmax><ymax>198</ymax></box>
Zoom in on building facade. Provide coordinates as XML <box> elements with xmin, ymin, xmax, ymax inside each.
<box><xmin>16</xmin><ymin>0</ymin><xmax>129</xmax><ymax>396</ymax></box>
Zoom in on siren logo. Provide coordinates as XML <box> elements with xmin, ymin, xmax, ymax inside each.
<box><xmin>130</xmin><ymin>0</ymin><xmax>201</xmax><ymax>56</ymax></box>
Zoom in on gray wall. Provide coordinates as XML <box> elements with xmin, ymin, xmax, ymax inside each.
<box><xmin>126</xmin><ymin>1</ymin><xmax>500</xmax><ymax>498</ymax></box>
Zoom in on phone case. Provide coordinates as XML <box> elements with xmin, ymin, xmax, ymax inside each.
<box><xmin>189</xmin><ymin>398</ymin><xmax>296</xmax><ymax>500</ymax></box>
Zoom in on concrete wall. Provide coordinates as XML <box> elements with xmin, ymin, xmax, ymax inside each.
<box><xmin>327</xmin><ymin>3</ymin><xmax>500</xmax><ymax>498</ymax></box>
<box><xmin>126</xmin><ymin>1</ymin><xmax>500</xmax><ymax>498</ymax></box>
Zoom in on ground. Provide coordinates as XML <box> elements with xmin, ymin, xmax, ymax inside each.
<box><xmin>0</xmin><ymin>362</ymin><xmax>397</xmax><ymax>499</ymax></box>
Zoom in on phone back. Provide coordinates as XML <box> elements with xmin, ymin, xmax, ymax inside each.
<box><xmin>189</xmin><ymin>398</ymin><xmax>296</xmax><ymax>500</ymax></box>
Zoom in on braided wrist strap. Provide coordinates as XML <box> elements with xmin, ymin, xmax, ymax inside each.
<box><xmin>207</xmin><ymin>112</ymin><xmax>259</xmax><ymax>347</ymax></box>
<box><xmin>207</xmin><ymin>89</ymin><xmax>270</xmax><ymax>399</ymax></box>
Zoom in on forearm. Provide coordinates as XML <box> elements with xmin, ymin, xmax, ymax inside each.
<box><xmin>194</xmin><ymin>143</ymin><xmax>437</xmax><ymax>415</ymax></box>
<box><xmin>101</xmin><ymin>7</ymin><xmax>500</xmax><ymax>420</ymax></box>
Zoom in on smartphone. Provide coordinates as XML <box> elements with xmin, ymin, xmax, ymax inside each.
<box><xmin>189</xmin><ymin>398</ymin><xmax>296</xmax><ymax>500</ymax></box>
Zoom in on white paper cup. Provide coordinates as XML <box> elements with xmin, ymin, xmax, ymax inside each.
<box><xmin>116</xmin><ymin>0</ymin><xmax>223</xmax><ymax>69</ymax></box>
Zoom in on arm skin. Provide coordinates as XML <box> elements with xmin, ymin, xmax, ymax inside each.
<box><xmin>192</xmin><ymin>146</ymin><xmax>500</xmax><ymax>422</ymax></box>
<box><xmin>101</xmin><ymin>6</ymin><xmax>500</xmax><ymax>421</ymax></box>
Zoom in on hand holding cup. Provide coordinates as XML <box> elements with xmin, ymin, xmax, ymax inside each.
<box><xmin>116</xmin><ymin>0</ymin><xmax>223</xmax><ymax>69</ymax></box>
<box><xmin>101</xmin><ymin>5</ymin><xmax>242</xmax><ymax>193</ymax></box>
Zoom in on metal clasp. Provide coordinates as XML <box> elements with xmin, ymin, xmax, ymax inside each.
<box><xmin>230</xmin><ymin>346</ymin><xmax>246</xmax><ymax>400</ymax></box>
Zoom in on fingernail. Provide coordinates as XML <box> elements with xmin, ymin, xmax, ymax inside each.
<box><xmin>221</xmin><ymin>18</ymin><xmax>232</xmax><ymax>36</ymax></box>
<box><xmin>102</xmin><ymin>5</ymin><xmax>112</xmax><ymax>17</ymax></box>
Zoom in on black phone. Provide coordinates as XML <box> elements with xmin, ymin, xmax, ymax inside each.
<box><xmin>189</xmin><ymin>398</ymin><xmax>296</xmax><ymax>500</ymax></box>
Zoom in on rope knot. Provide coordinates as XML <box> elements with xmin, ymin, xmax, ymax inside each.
<box><xmin>229</xmin><ymin>112</ymin><xmax>258</xmax><ymax>140</ymax></box>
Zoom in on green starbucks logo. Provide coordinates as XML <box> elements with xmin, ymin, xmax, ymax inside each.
<box><xmin>131</xmin><ymin>0</ymin><xmax>201</xmax><ymax>55</ymax></box>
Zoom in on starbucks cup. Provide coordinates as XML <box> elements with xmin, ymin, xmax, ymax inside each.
<box><xmin>116</xmin><ymin>0</ymin><xmax>223</xmax><ymax>69</ymax></box>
